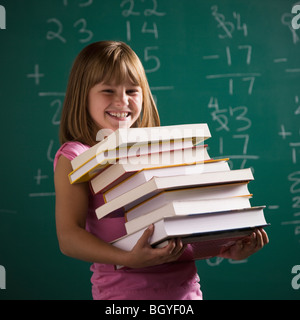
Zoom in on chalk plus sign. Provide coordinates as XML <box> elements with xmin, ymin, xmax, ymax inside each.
<box><xmin>34</xmin><ymin>169</ymin><xmax>48</xmax><ymax>185</ymax></box>
<box><xmin>27</xmin><ymin>64</ymin><xmax>45</xmax><ymax>85</ymax></box>
<box><xmin>278</xmin><ymin>124</ymin><xmax>292</xmax><ymax>140</ymax></box>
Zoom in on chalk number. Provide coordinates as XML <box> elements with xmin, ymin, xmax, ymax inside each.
<box><xmin>46</xmin><ymin>18</ymin><xmax>93</xmax><ymax>43</ymax></box>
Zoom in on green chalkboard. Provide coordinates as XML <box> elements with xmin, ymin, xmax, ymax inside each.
<box><xmin>1</xmin><ymin>0</ymin><xmax>300</xmax><ymax>300</ymax></box>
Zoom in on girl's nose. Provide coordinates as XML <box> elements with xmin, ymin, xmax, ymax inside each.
<box><xmin>114</xmin><ymin>91</ymin><xmax>129</xmax><ymax>107</ymax></box>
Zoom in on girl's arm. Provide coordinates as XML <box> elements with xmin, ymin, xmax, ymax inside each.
<box><xmin>54</xmin><ymin>155</ymin><xmax>185</xmax><ymax>268</ymax></box>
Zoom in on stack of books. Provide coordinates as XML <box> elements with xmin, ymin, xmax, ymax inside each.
<box><xmin>69</xmin><ymin>124</ymin><xmax>268</xmax><ymax>261</ymax></box>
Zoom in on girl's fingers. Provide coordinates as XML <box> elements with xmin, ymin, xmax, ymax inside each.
<box><xmin>254</xmin><ymin>228</ymin><xmax>269</xmax><ymax>250</ymax></box>
<box><xmin>260</xmin><ymin>228</ymin><xmax>269</xmax><ymax>245</ymax></box>
<box><xmin>255</xmin><ymin>229</ymin><xmax>263</xmax><ymax>249</ymax></box>
<box><xmin>136</xmin><ymin>224</ymin><xmax>154</xmax><ymax>247</ymax></box>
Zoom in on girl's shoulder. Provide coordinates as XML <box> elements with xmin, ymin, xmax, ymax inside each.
<box><xmin>53</xmin><ymin>141</ymin><xmax>90</xmax><ymax>171</ymax></box>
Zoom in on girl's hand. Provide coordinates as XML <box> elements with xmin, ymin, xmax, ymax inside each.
<box><xmin>126</xmin><ymin>224</ymin><xmax>186</xmax><ymax>268</ymax></box>
<box><xmin>219</xmin><ymin>228</ymin><xmax>269</xmax><ymax>261</ymax></box>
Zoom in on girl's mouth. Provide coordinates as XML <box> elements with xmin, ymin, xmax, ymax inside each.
<box><xmin>106</xmin><ymin>111</ymin><xmax>131</xmax><ymax>119</ymax></box>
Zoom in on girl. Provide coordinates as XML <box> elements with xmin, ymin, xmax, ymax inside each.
<box><xmin>54</xmin><ymin>41</ymin><xmax>268</xmax><ymax>300</ymax></box>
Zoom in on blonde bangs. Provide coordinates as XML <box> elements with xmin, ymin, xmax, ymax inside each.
<box><xmin>102</xmin><ymin>59</ymin><xmax>141</xmax><ymax>86</ymax></box>
<box><xmin>90</xmin><ymin>45</ymin><xmax>143</xmax><ymax>87</ymax></box>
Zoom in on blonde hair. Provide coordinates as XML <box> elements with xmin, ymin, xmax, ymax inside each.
<box><xmin>60</xmin><ymin>41</ymin><xmax>160</xmax><ymax>146</ymax></box>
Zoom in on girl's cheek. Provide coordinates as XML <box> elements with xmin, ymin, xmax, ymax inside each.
<box><xmin>135</xmin><ymin>96</ymin><xmax>143</xmax><ymax>107</ymax></box>
<box><xmin>129</xmin><ymin>98</ymin><xmax>141</xmax><ymax>109</ymax></box>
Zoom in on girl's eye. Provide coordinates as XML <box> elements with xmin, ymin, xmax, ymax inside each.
<box><xmin>102</xmin><ymin>89</ymin><xmax>114</xmax><ymax>94</ymax></box>
<box><xmin>127</xmin><ymin>89</ymin><xmax>140</xmax><ymax>95</ymax></box>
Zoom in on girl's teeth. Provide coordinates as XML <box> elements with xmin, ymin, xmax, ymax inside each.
<box><xmin>109</xmin><ymin>112</ymin><xmax>129</xmax><ymax>118</ymax></box>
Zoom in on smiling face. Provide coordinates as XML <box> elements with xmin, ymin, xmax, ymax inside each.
<box><xmin>60</xmin><ymin>41</ymin><xmax>160</xmax><ymax>146</ymax></box>
<box><xmin>88</xmin><ymin>81</ymin><xmax>143</xmax><ymax>131</ymax></box>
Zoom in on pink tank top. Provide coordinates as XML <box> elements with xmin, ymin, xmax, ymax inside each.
<box><xmin>54</xmin><ymin>141</ymin><xmax>202</xmax><ymax>300</ymax></box>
